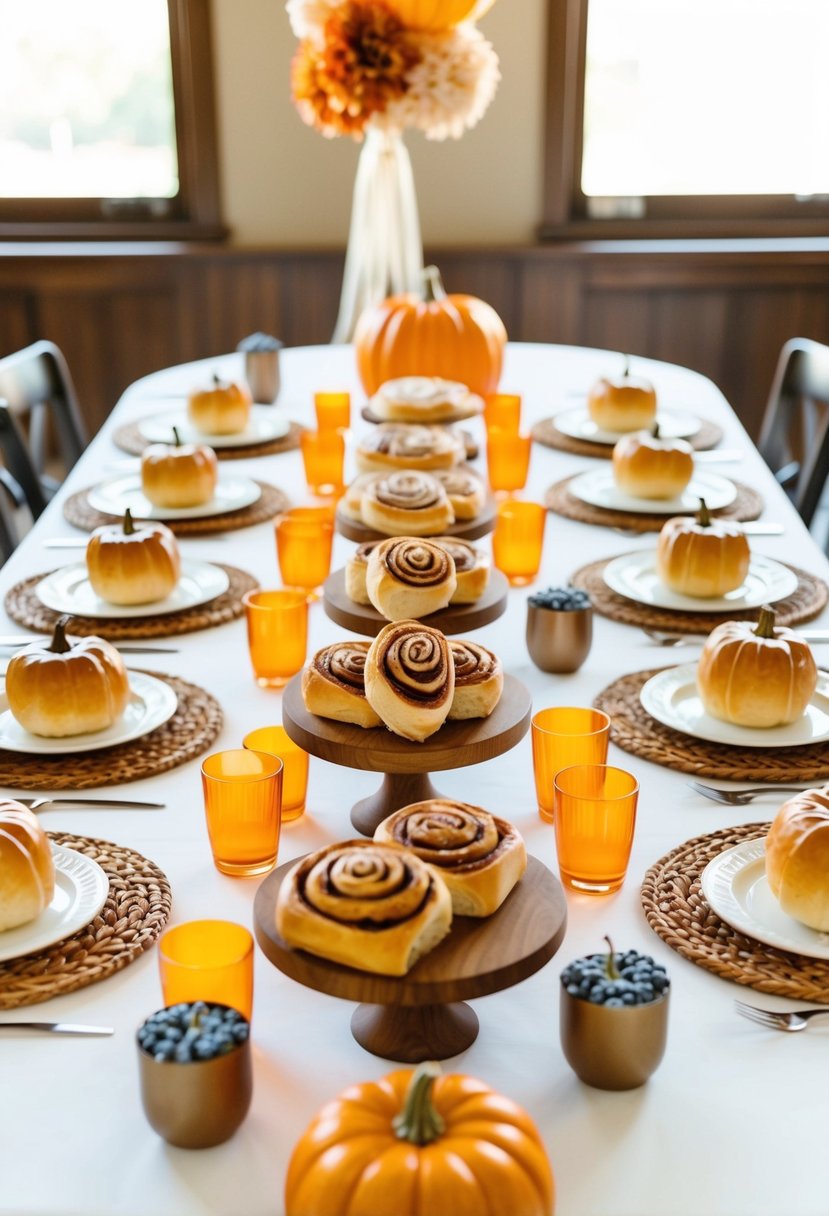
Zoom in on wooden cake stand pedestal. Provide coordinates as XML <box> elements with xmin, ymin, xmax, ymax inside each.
<box><xmin>254</xmin><ymin>855</ymin><xmax>567</xmax><ymax>1061</ymax></box>
<box><xmin>335</xmin><ymin>494</ymin><xmax>497</xmax><ymax>544</ymax></box>
<box><xmin>282</xmin><ymin>673</ymin><xmax>532</xmax><ymax>836</ymax></box>
<box><xmin>322</xmin><ymin>567</ymin><xmax>508</xmax><ymax>637</ymax></box>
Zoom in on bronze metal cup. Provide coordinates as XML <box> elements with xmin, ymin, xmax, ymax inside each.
<box><xmin>559</xmin><ymin>981</ymin><xmax>669</xmax><ymax>1090</ymax></box>
<box><xmin>526</xmin><ymin>603</ymin><xmax>593</xmax><ymax>674</ymax></box>
<box><xmin>244</xmin><ymin>350</ymin><xmax>281</xmax><ymax>405</ymax></box>
<box><xmin>137</xmin><ymin>1007</ymin><xmax>253</xmax><ymax>1148</ymax></box>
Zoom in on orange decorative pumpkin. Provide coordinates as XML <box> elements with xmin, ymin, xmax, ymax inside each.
<box><xmin>612</xmin><ymin>423</ymin><xmax>694</xmax><ymax>500</ymax></box>
<box><xmin>383</xmin><ymin>0</ymin><xmax>495</xmax><ymax>30</ymax></box>
<box><xmin>187</xmin><ymin>373</ymin><xmax>251</xmax><ymax>436</ymax></box>
<box><xmin>141</xmin><ymin>426</ymin><xmax>218</xmax><ymax>508</ymax></box>
<box><xmin>285</xmin><ymin>1062</ymin><xmax>555</xmax><ymax>1216</ymax></box>
<box><xmin>765</xmin><ymin>786</ymin><xmax>829</xmax><ymax>931</ymax></box>
<box><xmin>355</xmin><ymin>265</ymin><xmax>507</xmax><ymax>398</ymax></box>
<box><xmin>656</xmin><ymin>499</ymin><xmax>750</xmax><ymax>598</ymax></box>
<box><xmin>0</xmin><ymin>800</ymin><xmax>55</xmax><ymax>931</ymax></box>
<box><xmin>86</xmin><ymin>508</ymin><xmax>181</xmax><ymax>606</ymax></box>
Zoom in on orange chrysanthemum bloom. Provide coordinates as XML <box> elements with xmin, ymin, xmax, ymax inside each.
<box><xmin>291</xmin><ymin>1</ymin><xmax>421</xmax><ymax>138</ymax></box>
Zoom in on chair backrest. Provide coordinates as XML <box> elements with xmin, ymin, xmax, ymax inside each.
<box><xmin>0</xmin><ymin>400</ymin><xmax>49</xmax><ymax>522</ymax></box>
<box><xmin>757</xmin><ymin>337</ymin><xmax>829</xmax><ymax>529</ymax></box>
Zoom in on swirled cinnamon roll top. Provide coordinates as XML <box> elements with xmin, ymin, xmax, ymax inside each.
<box><xmin>371</xmin><ymin>620</ymin><xmax>454</xmax><ymax>706</ymax></box>
<box><xmin>374</xmin><ymin>536</ymin><xmax>455</xmax><ymax>587</ymax></box>
<box><xmin>435</xmin><ymin>467</ymin><xmax>485</xmax><ymax>499</ymax></box>
<box><xmin>432</xmin><ymin>537</ymin><xmax>479</xmax><ymax>574</ymax></box>
<box><xmin>449</xmin><ymin>639</ymin><xmax>503</xmax><ymax>686</ymax></box>
<box><xmin>368</xmin><ymin>470</ymin><xmax>450</xmax><ymax>513</ymax></box>
<box><xmin>310</xmin><ymin>641</ymin><xmax>371</xmax><ymax>695</ymax></box>
<box><xmin>359</xmin><ymin>423</ymin><xmax>463</xmax><ymax>463</ymax></box>
<box><xmin>298</xmin><ymin>841</ymin><xmax>436</xmax><ymax>925</ymax></box>
<box><xmin>352</xmin><ymin>539</ymin><xmax>384</xmax><ymax>568</ymax></box>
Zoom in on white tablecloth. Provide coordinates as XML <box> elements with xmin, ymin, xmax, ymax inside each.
<box><xmin>1</xmin><ymin>344</ymin><xmax>828</xmax><ymax>1216</ymax></box>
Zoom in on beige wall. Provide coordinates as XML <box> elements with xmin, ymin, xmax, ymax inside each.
<box><xmin>211</xmin><ymin>0</ymin><xmax>547</xmax><ymax>247</ymax></box>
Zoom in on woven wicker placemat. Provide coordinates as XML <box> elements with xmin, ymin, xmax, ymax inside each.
<box><xmin>532</xmin><ymin>415</ymin><xmax>724</xmax><ymax>457</ymax></box>
<box><xmin>641</xmin><ymin>822</ymin><xmax>829</xmax><ymax>1002</ymax></box>
<box><xmin>0</xmin><ymin>673</ymin><xmax>222</xmax><ymax>789</ymax></box>
<box><xmin>4</xmin><ymin>564</ymin><xmax>258</xmax><ymax>640</ymax></box>
<box><xmin>571</xmin><ymin>558</ymin><xmax>828</xmax><ymax>633</ymax></box>
<box><xmin>595</xmin><ymin>667</ymin><xmax>829</xmax><ymax>782</ymax></box>
<box><xmin>0</xmin><ymin>831</ymin><xmax>171</xmax><ymax>1010</ymax></box>
<box><xmin>545</xmin><ymin>475</ymin><xmax>763</xmax><ymax>532</ymax></box>
<box><xmin>63</xmin><ymin>481</ymin><xmax>290</xmax><ymax>535</ymax></box>
<box><xmin>112</xmin><ymin>419</ymin><xmax>306</xmax><ymax>460</ymax></box>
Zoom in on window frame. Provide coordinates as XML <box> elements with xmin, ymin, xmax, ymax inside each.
<box><xmin>541</xmin><ymin>0</ymin><xmax>829</xmax><ymax>241</ymax></box>
<box><xmin>0</xmin><ymin>0</ymin><xmax>225</xmax><ymax>241</ymax></box>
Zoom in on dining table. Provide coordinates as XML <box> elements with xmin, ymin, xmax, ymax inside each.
<box><xmin>1</xmin><ymin>340</ymin><xmax>828</xmax><ymax>1216</ymax></box>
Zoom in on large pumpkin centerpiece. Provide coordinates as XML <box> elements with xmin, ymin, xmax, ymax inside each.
<box><xmin>285</xmin><ymin>1062</ymin><xmax>554</xmax><ymax>1216</ymax></box>
<box><xmin>354</xmin><ymin>265</ymin><xmax>507</xmax><ymax>398</ymax></box>
<box><xmin>765</xmin><ymin>786</ymin><xmax>829</xmax><ymax>931</ymax></box>
<box><xmin>383</xmin><ymin>0</ymin><xmax>495</xmax><ymax>29</ymax></box>
<box><xmin>696</xmin><ymin>604</ymin><xmax>818</xmax><ymax>728</ymax></box>
<box><xmin>656</xmin><ymin>499</ymin><xmax>750</xmax><ymax>598</ymax></box>
<box><xmin>86</xmin><ymin>508</ymin><xmax>181</xmax><ymax>606</ymax></box>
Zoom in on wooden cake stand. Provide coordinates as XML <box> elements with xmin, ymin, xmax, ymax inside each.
<box><xmin>254</xmin><ymin>855</ymin><xmax>567</xmax><ymax>1061</ymax></box>
<box><xmin>335</xmin><ymin>493</ymin><xmax>497</xmax><ymax>543</ymax></box>
<box><xmin>322</xmin><ymin>567</ymin><xmax>509</xmax><ymax>637</ymax></box>
<box><xmin>282</xmin><ymin>673</ymin><xmax>532</xmax><ymax>836</ymax></box>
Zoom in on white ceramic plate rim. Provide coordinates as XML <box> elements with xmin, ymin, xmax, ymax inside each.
<box><xmin>639</xmin><ymin>663</ymin><xmax>829</xmax><ymax>748</ymax></box>
<box><xmin>86</xmin><ymin>473</ymin><xmax>261</xmax><ymax>521</ymax></box>
<box><xmin>0</xmin><ymin>671</ymin><xmax>178</xmax><ymax>755</ymax></box>
<box><xmin>568</xmin><ymin>467</ymin><xmax>737</xmax><ymax>514</ymax></box>
<box><xmin>701</xmin><ymin>838</ymin><xmax>829</xmax><ymax>961</ymax></box>
<box><xmin>137</xmin><ymin>402</ymin><xmax>289</xmax><ymax>447</ymax></box>
<box><xmin>602</xmin><ymin>549</ymin><xmax>799</xmax><ymax>612</ymax></box>
<box><xmin>0</xmin><ymin>844</ymin><xmax>109</xmax><ymax>962</ymax></box>
<box><xmin>553</xmin><ymin>405</ymin><xmax>702</xmax><ymax>444</ymax></box>
<box><xmin>35</xmin><ymin>559</ymin><xmax>230</xmax><ymax>619</ymax></box>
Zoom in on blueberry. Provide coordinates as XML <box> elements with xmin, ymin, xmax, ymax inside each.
<box><xmin>562</xmin><ymin>937</ymin><xmax>670</xmax><ymax>1007</ymax></box>
<box><xmin>232</xmin><ymin>1023</ymin><xmax>249</xmax><ymax>1044</ymax></box>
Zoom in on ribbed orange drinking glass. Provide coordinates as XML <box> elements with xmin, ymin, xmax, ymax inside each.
<box><xmin>492</xmin><ymin>500</ymin><xmax>547</xmax><ymax>585</ymax></box>
<box><xmin>314</xmin><ymin>391</ymin><xmax>351</xmax><ymax>431</ymax></box>
<box><xmin>158</xmin><ymin>920</ymin><xmax>254</xmax><ymax>1019</ymax></box>
<box><xmin>243</xmin><ymin>725</ymin><xmax>309</xmax><ymax>823</ymax></box>
<box><xmin>553</xmin><ymin>764</ymin><xmax>639</xmax><ymax>895</ymax></box>
<box><xmin>242</xmin><ymin>589</ymin><xmax>307</xmax><ymax>687</ymax></box>
<box><xmin>300</xmin><ymin>428</ymin><xmax>345</xmax><ymax>497</ymax></box>
<box><xmin>484</xmin><ymin>393</ymin><xmax>522</xmax><ymax>433</ymax></box>
<box><xmin>201</xmin><ymin>748</ymin><xmax>283</xmax><ymax>876</ymax></box>
<box><xmin>486</xmin><ymin>426</ymin><xmax>532</xmax><ymax>493</ymax></box>
<box><xmin>275</xmin><ymin>506</ymin><xmax>334</xmax><ymax>599</ymax></box>
<box><xmin>531</xmin><ymin>707</ymin><xmax>611</xmax><ymax>822</ymax></box>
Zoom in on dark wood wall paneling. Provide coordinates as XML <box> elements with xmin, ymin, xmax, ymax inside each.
<box><xmin>1</xmin><ymin>243</ymin><xmax>829</xmax><ymax>438</ymax></box>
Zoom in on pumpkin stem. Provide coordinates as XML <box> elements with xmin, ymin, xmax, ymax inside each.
<box><xmin>212</xmin><ymin>372</ymin><xmax>223</xmax><ymax>388</ymax></box>
<box><xmin>48</xmin><ymin>615</ymin><xmax>74</xmax><ymax>654</ymax></box>
<box><xmin>604</xmin><ymin>935</ymin><xmax>621</xmax><ymax>981</ymax></box>
<box><xmin>123</xmin><ymin>507</ymin><xmax>136</xmax><ymax>536</ymax></box>
<box><xmin>754</xmin><ymin>604</ymin><xmax>777</xmax><ymax>639</ymax></box>
<box><xmin>393</xmin><ymin>1062</ymin><xmax>446</xmax><ymax>1146</ymax></box>
<box><xmin>696</xmin><ymin>498</ymin><xmax>711</xmax><ymax>528</ymax></box>
<box><xmin>621</xmin><ymin>355</ymin><xmax>631</xmax><ymax>379</ymax></box>
<box><xmin>172</xmin><ymin>425</ymin><xmax>182</xmax><ymax>447</ymax></box>
<box><xmin>651</xmin><ymin>421</ymin><xmax>660</xmax><ymax>440</ymax></box>
<box><xmin>422</xmin><ymin>265</ymin><xmax>447</xmax><ymax>305</ymax></box>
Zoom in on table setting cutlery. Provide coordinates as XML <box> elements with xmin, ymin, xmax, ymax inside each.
<box><xmin>734</xmin><ymin>1001</ymin><xmax>829</xmax><ymax>1032</ymax></box>
<box><xmin>0</xmin><ymin>1022</ymin><xmax>114</xmax><ymax>1036</ymax></box>
<box><xmin>642</xmin><ymin>628</ymin><xmax>829</xmax><ymax>647</ymax></box>
<box><xmin>0</xmin><ymin>635</ymin><xmax>179</xmax><ymax>654</ymax></box>
<box><xmin>12</xmin><ymin>797</ymin><xmax>166</xmax><ymax>811</ymax></box>
<box><xmin>688</xmin><ymin>781</ymin><xmax>811</xmax><ymax>805</ymax></box>
<box><xmin>691</xmin><ymin>450</ymin><xmax>744</xmax><ymax>463</ymax></box>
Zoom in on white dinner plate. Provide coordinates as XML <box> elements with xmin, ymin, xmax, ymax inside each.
<box><xmin>602</xmin><ymin>549</ymin><xmax>799</xmax><ymax>613</ymax></box>
<box><xmin>137</xmin><ymin>402</ymin><xmax>290</xmax><ymax>448</ymax></box>
<box><xmin>0</xmin><ymin>844</ymin><xmax>110</xmax><ymax>963</ymax></box>
<box><xmin>568</xmin><ymin>467</ymin><xmax>737</xmax><ymax>515</ymax></box>
<box><xmin>86</xmin><ymin>472</ymin><xmax>261</xmax><ymax>520</ymax></box>
<box><xmin>0</xmin><ymin>671</ymin><xmax>178</xmax><ymax>755</ymax></box>
<box><xmin>701</xmin><ymin>837</ymin><xmax>829</xmax><ymax>961</ymax></box>
<box><xmin>554</xmin><ymin>405</ymin><xmax>701</xmax><ymax>445</ymax></box>
<box><xmin>35</xmin><ymin>560</ymin><xmax>230</xmax><ymax>619</ymax></box>
<box><xmin>639</xmin><ymin>663</ymin><xmax>829</xmax><ymax>748</ymax></box>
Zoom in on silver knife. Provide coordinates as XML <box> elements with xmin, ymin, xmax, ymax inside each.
<box><xmin>0</xmin><ymin>1023</ymin><xmax>114</xmax><ymax>1036</ymax></box>
<box><xmin>20</xmin><ymin>797</ymin><xmax>166</xmax><ymax>811</ymax></box>
<box><xmin>738</xmin><ymin>522</ymin><xmax>785</xmax><ymax>536</ymax></box>
<box><xmin>0</xmin><ymin>636</ymin><xmax>178</xmax><ymax>654</ymax></box>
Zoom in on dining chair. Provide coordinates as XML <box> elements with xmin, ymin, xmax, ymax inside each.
<box><xmin>757</xmin><ymin>337</ymin><xmax>829</xmax><ymax>536</ymax></box>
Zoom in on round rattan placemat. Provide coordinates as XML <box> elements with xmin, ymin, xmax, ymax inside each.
<box><xmin>63</xmin><ymin>481</ymin><xmax>290</xmax><ymax>535</ymax></box>
<box><xmin>571</xmin><ymin>558</ymin><xmax>828</xmax><ymax>633</ymax></box>
<box><xmin>532</xmin><ymin>415</ymin><xmax>724</xmax><ymax>457</ymax></box>
<box><xmin>5</xmin><ymin>564</ymin><xmax>258</xmax><ymax>640</ymax></box>
<box><xmin>0</xmin><ymin>673</ymin><xmax>222</xmax><ymax>789</ymax></box>
<box><xmin>0</xmin><ymin>831</ymin><xmax>172</xmax><ymax>1010</ymax></box>
<box><xmin>595</xmin><ymin>667</ymin><xmax>829</xmax><ymax>782</ymax></box>
<box><xmin>112</xmin><ymin>419</ymin><xmax>306</xmax><ymax>460</ymax></box>
<box><xmin>641</xmin><ymin>822</ymin><xmax>829</xmax><ymax>1002</ymax></box>
<box><xmin>545</xmin><ymin>475</ymin><xmax>762</xmax><ymax>532</ymax></box>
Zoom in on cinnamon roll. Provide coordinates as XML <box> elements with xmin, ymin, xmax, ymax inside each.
<box><xmin>340</xmin><ymin>472</ymin><xmax>381</xmax><ymax>523</ymax></box>
<box><xmin>301</xmin><ymin>641</ymin><xmax>382</xmax><ymax>728</ymax></box>
<box><xmin>344</xmin><ymin>539</ymin><xmax>383</xmax><ymax>604</ymax></box>
<box><xmin>356</xmin><ymin>423</ymin><xmax>464</xmax><ymax>474</ymax></box>
<box><xmin>369</xmin><ymin>376</ymin><xmax>484</xmax><ymax>424</ymax></box>
<box><xmin>365</xmin><ymin>620</ymin><xmax>455</xmax><ymax>742</ymax></box>
<box><xmin>375</xmin><ymin>800</ymin><xmax>527</xmax><ymax>917</ymax></box>
<box><xmin>275</xmin><ymin>839</ymin><xmax>452</xmax><ymax>976</ymax></box>
<box><xmin>448</xmin><ymin>639</ymin><xmax>503</xmax><ymax>720</ymax></box>
<box><xmin>366</xmin><ymin>536</ymin><xmax>457</xmax><ymax>621</ymax></box>
<box><xmin>361</xmin><ymin>470</ymin><xmax>454</xmax><ymax>537</ymax></box>
<box><xmin>434</xmin><ymin>466</ymin><xmax>486</xmax><ymax>521</ymax></box>
<box><xmin>432</xmin><ymin>537</ymin><xmax>490</xmax><ymax>603</ymax></box>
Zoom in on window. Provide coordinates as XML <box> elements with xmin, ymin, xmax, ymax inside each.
<box><xmin>542</xmin><ymin>0</ymin><xmax>829</xmax><ymax>238</ymax></box>
<box><xmin>0</xmin><ymin>0</ymin><xmax>223</xmax><ymax>239</ymax></box>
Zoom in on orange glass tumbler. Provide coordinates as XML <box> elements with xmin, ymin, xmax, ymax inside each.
<box><xmin>201</xmin><ymin>748</ymin><xmax>283</xmax><ymax>876</ymax></box>
<box><xmin>492</xmin><ymin>500</ymin><xmax>547</xmax><ymax>586</ymax></box>
<box><xmin>314</xmin><ymin>391</ymin><xmax>351</xmax><ymax>431</ymax></box>
<box><xmin>484</xmin><ymin>393</ymin><xmax>522</xmax><ymax>433</ymax></box>
<box><xmin>275</xmin><ymin>506</ymin><xmax>334</xmax><ymax>599</ymax></box>
<box><xmin>243</xmin><ymin>725</ymin><xmax>309</xmax><ymax>823</ymax></box>
<box><xmin>158</xmin><ymin>920</ymin><xmax>255</xmax><ymax>1019</ymax></box>
<box><xmin>486</xmin><ymin>427</ymin><xmax>532</xmax><ymax>493</ymax></box>
<box><xmin>553</xmin><ymin>764</ymin><xmax>639</xmax><ymax>895</ymax></box>
<box><xmin>300</xmin><ymin>428</ymin><xmax>345</xmax><ymax>496</ymax></box>
<box><xmin>531</xmin><ymin>707</ymin><xmax>611</xmax><ymax>822</ymax></box>
<box><xmin>242</xmin><ymin>589</ymin><xmax>307</xmax><ymax>688</ymax></box>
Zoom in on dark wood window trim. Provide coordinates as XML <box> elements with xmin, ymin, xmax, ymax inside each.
<box><xmin>541</xmin><ymin>0</ymin><xmax>829</xmax><ymax>242</ymax></box>
<box><xmin>0</xmin><ymin>0</ymin><xmax>226</xmax><ymax>242</ymax></box>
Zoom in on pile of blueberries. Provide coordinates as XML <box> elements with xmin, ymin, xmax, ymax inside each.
<box><xmin>138</xmin><ymin>1001</ymin><xmax>250</xmax><ymax>1063</ymax></box>
<box><xmin>527</xmin><ymin>586</ymin><xmax>591</xmax><ymax>612</ymax></box>
<box><xmin>561</xmin><ymin>940</ymin><xmax>670</xmax><ymax>1007</ymax></box>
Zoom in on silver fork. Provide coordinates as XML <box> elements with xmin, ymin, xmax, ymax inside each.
<box><xmin>13</xmin><ymin>797</ymin><xmax>166</xmax><ymax>811</ymax></box>
<box><xmin>735</xmin><ymin>1001</ymin><xmax>829</xmax><ymax>1032</ymax></box>
<box><xmin>689</xmin><ymin>781</ymin><xmax>809</xmax><ymax>805</ymax></box>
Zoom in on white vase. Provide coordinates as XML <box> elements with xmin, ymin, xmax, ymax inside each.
<box><xmin>332</xmin><ymin>125</ymin><xmax>424</xmax><ymax>343</ymax></box>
